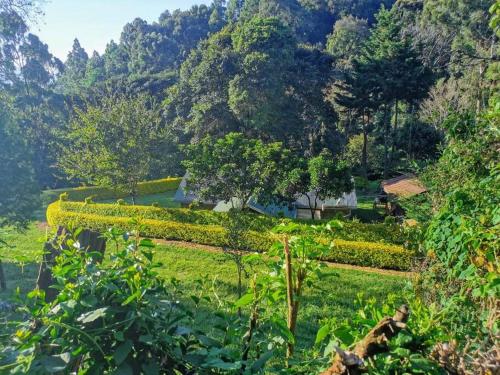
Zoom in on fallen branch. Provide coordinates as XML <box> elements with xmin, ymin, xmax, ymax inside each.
<box><xmin>321</xmin><ymin>305</ymin><xmax>410</xmax><ymax>375</ymax></box>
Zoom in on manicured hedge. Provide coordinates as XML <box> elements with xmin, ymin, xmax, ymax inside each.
<box><xmin>58</xmin><ymin>201</ymin><xmax>404</xmax><ymax>244</ymax></box>
<box><xmin>59</xmin><ymin>201</ymin><xmax>277</xmax><ymax>232</ymax></box>
<box><xmin>47</xmin><ymin>201</ymin><xmax>413</xmax><ymax>270</ymax></box>
<box><xmin>323</xmin><ymin>240</ymin><xmax>413</xmax><ymax>270</ymax></box>
<box><xmin>44</xmin><ymin>177</ymin><xmax>182</xmax><ymax>203</ymax></box>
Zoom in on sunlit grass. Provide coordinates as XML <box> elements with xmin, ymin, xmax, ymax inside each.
<box><xmin>0</xmin><ymin>224</ymin><xmax>408</xmax><ymax>351</ymax></box>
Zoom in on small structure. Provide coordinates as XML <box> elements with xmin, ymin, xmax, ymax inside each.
<box><xmin>174</xmin><ymin>174</ymin><xmax>357</xmax><ymax>219</ymax></box>
<box><xmin>379</xmin><ymin>174</ymin><xmax>427</xmax><ymax>217</ymax></box>
<box><xmin>381</xmin><ymin>174</ymin><xmax>427</xmax><ymax>198</ymax></box>
<box><xmin>294</xmin><ymin>191</ymin><xmax>357</xmax><ymax>219</ymax></box>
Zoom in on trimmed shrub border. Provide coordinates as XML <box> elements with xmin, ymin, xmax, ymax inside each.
<box><xmin>43</xmin><ymin>177</ymin><xmax>182</xmax><ymax>202</ymax></box>
<box><xmin>47</xmin><ymin>201</ymin><xmax>413</xmax><ymax>270</ymax></box>
<box><xmin>57</xmin><ymin>201</ymin><xmax>404</xmax><ymax>244</ymax></box>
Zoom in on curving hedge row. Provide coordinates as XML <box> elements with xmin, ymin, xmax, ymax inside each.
<box><xmin>58</xmin><ymin>201</ymin><xmax>404</xmax><ymax>244</ymax></box>
<box><xmin>59</xmin><ymin>201</ymin><xmax>277</xmax><ymax>232</ymax></box>
<box><xmin>47</xmin><ymin>201</ymin><xmax>413</xmax><ymax>270</ymax></box>
<box><xmin>44</xmin><ymin>177</ymin><xmax>182</xmax><ymax>202</ymax></box>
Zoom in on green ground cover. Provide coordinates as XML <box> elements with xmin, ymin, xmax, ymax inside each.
<box><xmin>0</xmin><ymin>224</ymin><xmax>408</xmax><ymax>351</ymax></box>
<box><xmin>98</xmin><ymin>191</ymin><xmax>180</xmax><ymax>208</ymax></box>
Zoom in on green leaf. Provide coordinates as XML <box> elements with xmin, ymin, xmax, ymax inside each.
<box><xmin>111</xmin><ymin>362</ymin><xmax>133</xmax><ymax>375</ymax></box>
<box><xmin>142</xmin><ymin>361</ymin><xmax>160</xmax><ymax>375</ymax></box>
<box><xmin>234</xmin><ymin>293</ymin><xmax>253</xmax><ymax>308</ymax></box>
<box><xmin>41</xmin><ymin>353</ymin><xmax>71</xmax><ymax>373</ymax></box>
<box><xmin>250</xmin><ymin>350</ymin><xmax>274</xmax><ymax>372</ymax></box>
<box><xmin>140</xmin><ymin>238</ymin><xmax>155</xmax><ymax>248</ymax></box>
<box><xmin>139</xmin><ymin>334</ymin><xmax>153</xmax><ymax>345</ymax></box>
<box><xmin>272</xmin><ymin>317</ymin><xmax>295</xmax><ymax>344</ymax></box>
<box><xmin>114</xmin><ymin>340</ymin><xmax>133</xmax><ymax>366</ymax></box>
<box><xmin>315</xmin><ymin>324</ymin><xmax>330</xmax><ymax>345</ymax></box>
<box><xmin>122</xmin><ymin>290</ymin><xmax>140</xmax><ymax>306</ymax></box>
<box><xmin>77</xmin><ymin>307</ymin><xmax>108</xmax><ymax>324</ymax></box>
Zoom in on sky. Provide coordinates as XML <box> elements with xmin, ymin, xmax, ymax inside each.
<box><xmin>31</xmin><ymin>0</ymin><xmax>211</xmax><ymax>61</ymax></box>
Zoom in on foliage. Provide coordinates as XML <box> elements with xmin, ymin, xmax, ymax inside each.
<box><xmin>44</xmin><ymin>177</ymin><xmax>182</xmax><ymax>204</ymax></box>
<box><xmin>278</xmin><ymin>149</ymin><xmax>353</xmax><ymax>220</ymax></box>
<box><xmin>59</xmin><ymin>95</ymin><xmax>179</xmax><ymax>203</ymax></box>
<box><xmin>412</xmin><ymin>97</ymin><xmax>499</xmax><ymax>370</ymax></box>
<box><xmin>55</xmin><ymin>199</ymin><xmax>406</xmax><ymax>244</ymax></box>
<box><xmin>0</xmin><ymin>224</ymin><xmax>409</xmax><ymax>373</ymax></box>
<box><xmin>0</xmin><ymin>223</ymin><xmax>408</xmax><ymax>357</ymax></box>
<box><xmin>1</xmin><ymin>229</ymin><xmax>296</xmax><ymax>374</ymax></box>
<box><xmin>182</xmin><ymin>132</ymin><xmax>291</xmax><ymax>208</ymax></box>
<box><xmin>316</xmin><ymin>294</ymin><xmax>448</xmax><ymax>374</ymax></box>
<box><xmin>47</xmin><ymin>201</ymin><xmax>413</xmax><ymax>270</ymax></box>
<box><xmin>0</xmin><ymin>98</ymin><xmax>40</xmax><ymax>228</ymax></box>
<box><xmin>269</xmin><ymin>222</ymin><xmax>334</xmax><ymax>360</ymax></box>
<box><xmin>326</xmin><ymin>15</ymin><xmax>369</xmax><ymax>71</ymax></box>
<box><xmin>166</xmin><ymin>17</ymin><xmax>340</xmax><ymax>155</ymax></box>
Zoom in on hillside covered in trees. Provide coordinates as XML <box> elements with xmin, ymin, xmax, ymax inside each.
<box><xmin>0</xmin><ymin>0</ymin><xmax>498</xmax><ymax>373</ymax></box>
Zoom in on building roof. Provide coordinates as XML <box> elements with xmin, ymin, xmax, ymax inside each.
<box><xmin>381</xmin><ymin>174</ymin><xmax>427</xmax><ymax>198</ymax></box>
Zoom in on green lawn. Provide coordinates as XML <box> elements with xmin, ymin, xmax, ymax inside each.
<box><xmin>352</xmin><ymin>195</ymin><xmax>386</xmax><ymax>222</ymax></box>
<box><xmin>0</xmin><ymin>224</ymin><xmax>408</xmax><ymax>352</ymax></box>
<box><xmin>98</xmin><ymin>191</ymin><xmax>180</xmax><ymax>208</ymax></box>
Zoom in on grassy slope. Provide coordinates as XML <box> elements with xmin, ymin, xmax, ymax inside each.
<box><xmin>0</xmin><ymin>224</ymin><xmax>408</xmax><ymax>351</ymax></box>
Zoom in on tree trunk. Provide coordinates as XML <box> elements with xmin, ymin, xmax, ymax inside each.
<box><xmin>407</xmin><ymin>104</ymin><xmax>414</xmax><ymax>160</ymax></box>
<box><xmin>391</xmin><ymin>100</ymin><xmax>399</xmax><ymax>159</ymax></box>
<box><xmin>361</xmin><ymin>113</ymin><xmax>369</xmax><ymax>180</ymax></box>
<box><xmin>284</xmin><ymin>237</ymin><xmax>295</xmax><ymax>361</ymax></box>
<box><xmin>306</xmin><ymin>194</ymin><xmax>315</xmax><ymax>220</ymax></box>
<box><xmin>0</xmin><ymin>260</ymin><xmax>6</xmax><ymax>291</ymax></box>
<box><xmin>383</xmin><ymin>105</ymin><xmax>390</xmax><ymax>179</ymax></box>
<box><xmin>237</xmin><ymin>266</ymin><xmax>242</xmax><ymax>318</ymax></box>
<box><xmin>240</xmin><ymin>276</ymin><xmax>259</xmax><ymax>374</ymax></box>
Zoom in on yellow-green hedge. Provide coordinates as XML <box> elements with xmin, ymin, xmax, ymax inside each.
<box><xmin>47</xmin><ymin>201</ymin><xmax>413</xmax><ymax>270</ymax></box>
<box><xmin>44</xmin><ymin>177</ymin><xmax>182</xmax><ymax>202</ymax></box>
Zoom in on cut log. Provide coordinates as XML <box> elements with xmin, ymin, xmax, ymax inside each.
<box><xmin>320</xmin><ymin>305</ymin><xmax>410</xmax><ymax>375</ymax></box>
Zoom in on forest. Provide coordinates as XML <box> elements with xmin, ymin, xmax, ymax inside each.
<box><xmin>0</xmin><ymin>0</ymin><xmax>498</xmax><ymax>373</ymax></box>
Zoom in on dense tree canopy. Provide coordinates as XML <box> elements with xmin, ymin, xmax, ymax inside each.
<box><xmin>182</xmin><ymin>132</ymin><xmax>291</xmax><ymax>208</ymax></box>
<box><xmin>59</xmin><ymin>95</ymin><xmax>178</xmax><ymax>202</ymax></box>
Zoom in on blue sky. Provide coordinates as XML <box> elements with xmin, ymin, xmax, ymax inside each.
<box><xmin>31</xmin><ymin>0</ymin><xmax>211</xmax><ymax>61</ymax></box>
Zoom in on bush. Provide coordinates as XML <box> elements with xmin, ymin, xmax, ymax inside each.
<box><xmin>47</xmin><ymin>201</ymin><xmax>413</xmax><ymax>270</ymax></box>
<box><xmin>43</xmin><ymin>177</ymin><xmax>182</xmax><ymax>203</ymax></box>
<box><xmin>59</xmin><ymin>201</ymin><xmax>278</xmax><ymax>232</ymax></box>
<box><xmin>3</xmin><ymin>234</ymin><xmax>237</xmax><ymax>373</ymax></box>
<box><xmin>57</xmin><ymin>201</ymin><xmax>404</xmax><ymax>244</ymax></box>
<box><xmin>323</xmin><ymin>239</ymin><xmax>413</xmax><ymax>270</ymax></box>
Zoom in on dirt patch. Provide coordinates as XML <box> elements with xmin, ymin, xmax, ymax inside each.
<box><xmin>37</xmin><ymin>221</ymin><xmax>49</xmax><ymax>230</ymax></box>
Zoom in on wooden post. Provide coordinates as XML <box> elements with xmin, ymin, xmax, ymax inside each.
<box><xmin>321</xmin><ymin>305</ymin><xmax>410</xmax><ymax>375</ymax></box>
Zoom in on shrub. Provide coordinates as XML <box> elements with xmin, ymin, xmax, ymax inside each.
<box><xmin>57</xmin><ymin>201</ymin><xmax>404</xmax><ymax>244</ymax></box>
<box><xmin>323</xmin><ymin>239</ymin><xmax>413</xmax><ymax>270</ymax></box>
<box><xmin>43</xmin><ymin>177</ymin><xmax>182</xmax><ymax>203</ymax></box>
<box><xmin>4</xmin><ymin>234</ymin><xmax>238</xmax><ymax>373</ymax></box>
<box><xmin>59</xmin><ymin>201</ymin><xmax>278</xmax><ymax>232</ymax></box>
<box><xmin>47</xmin><ymin>202</ymin><xmax>413</xmax><ymax>270</ymax></box>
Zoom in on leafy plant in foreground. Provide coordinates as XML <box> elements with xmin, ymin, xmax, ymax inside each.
<box><xmin>1</xmin><ymin>229</ymin><xmax>230</xmax><ymax>374</ymax></box>
<box><xmin>316</xmin><ymin>294</ymin><xmax>448</xmax><ymax>374</ymax></box>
